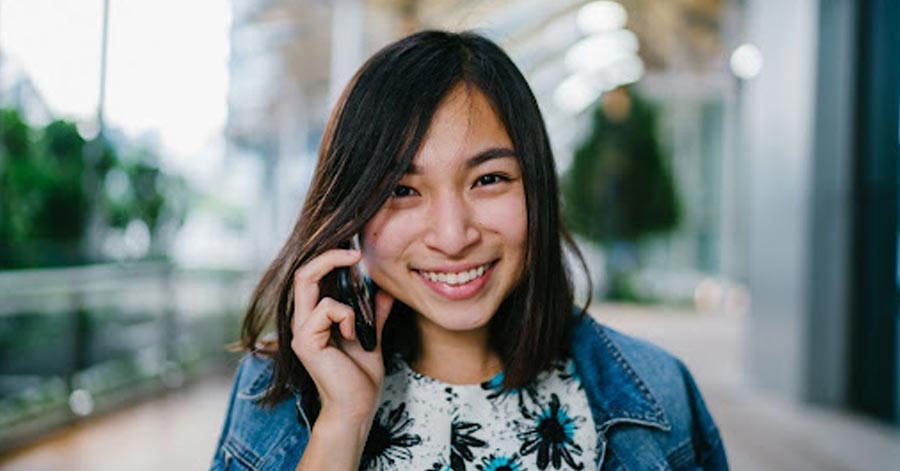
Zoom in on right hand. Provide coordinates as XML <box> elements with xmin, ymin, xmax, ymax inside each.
<box><xmin>290</xmin><ymin>248</ymin><xmax>394</xmax><ymax>425</ymax></box>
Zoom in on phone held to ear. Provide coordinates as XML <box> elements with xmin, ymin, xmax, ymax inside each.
<box><xmin>335</xmin><ymin>235</ymin><xmax>377</xmax><ymax>351</ymax></box>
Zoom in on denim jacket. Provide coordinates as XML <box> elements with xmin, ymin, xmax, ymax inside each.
<box><xmin>210</xmin><ymin>314</ymin><xmax>728</xmax><ymax>470</ymax></box>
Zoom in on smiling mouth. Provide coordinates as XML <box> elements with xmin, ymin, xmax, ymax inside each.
<box><xmin>414</xmin><ymin>261</ymin><xmax>496</xmax><ymax>286</ymax></box>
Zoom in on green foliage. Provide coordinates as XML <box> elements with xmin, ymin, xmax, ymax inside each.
<box><xmin>36</xmin><ymin>120</ymin><xmax>90</xmax><ymax>240</ymax></box>
<box><xmin>0</xmin><ymin>108</ymin><xmax>185</xmax><ymax>268</ymax></box>
<box><xmin>105</xmin><ymin>153</ymin><xmax>179</xmax><ymax>232</ymax></box>
<box><xmin>0</xmin><ymin>110</ymin><xmax>39</xmax><ymax>243</ymax></box>
<box><xmin>562</xmin><ymin>87</ymin><xmax>681</xmax><ymax>301</ymax></box>
<box><xmin>563</xmin><ymin>87</ymin><xmax>681</xmax><ymax>244</ymax></box>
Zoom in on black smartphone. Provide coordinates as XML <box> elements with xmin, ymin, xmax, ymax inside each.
<box><xmin>335</xmin><ymin>235</ymin><xmax>377</xmax><ymax>351</ymax></box>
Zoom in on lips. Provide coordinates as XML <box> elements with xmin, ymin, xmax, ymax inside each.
<box><xmin>417</xmin><ymin>261</ymin><xmax>493</xmax><ymax>286</ymax></box>
<box><xmin>413</xmin><ymin>260</ymin><xmax>497</xmax><ymax>300</ymax></box>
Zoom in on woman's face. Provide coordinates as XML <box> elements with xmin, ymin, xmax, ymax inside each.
<box><xmin>361</xmin><ymin>85</ymin><xmax>527</xmax><ymax>336</ymax></box>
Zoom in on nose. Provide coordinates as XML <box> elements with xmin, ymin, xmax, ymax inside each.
<box><xmin>422</xmin><ymin>192</ymin><xmax>480</xmax><ymax>256</ymax></box>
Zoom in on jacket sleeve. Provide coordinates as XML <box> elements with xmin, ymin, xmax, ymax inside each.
<box><xmin>678</xmin><ymin>360</ymin><xmax>729</xmax><ymax>470</ymax></box>
<box><xmin>209</xmin><ymin>358</ymin><xmax>245</xmax><ymax>470</ymax></box>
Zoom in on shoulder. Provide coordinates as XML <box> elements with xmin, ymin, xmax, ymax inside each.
<box><xmin>234</xmin><ymin>351</ymin><xmax>277</xmax><ymax>398</ymax></box>
<box><xmin>209</xmin><ymin>353</ymin><xmax>308</xmax><ymax>470</ymax></box>
<box><xmin>570</xmin><ymin>312</ymin><xmax>687</xmax><ymax>392</ymax></box>
<box><xmin>569</xmin><ymin>312</ymin><xmax>728</xmax><ymax>469</ymax></box>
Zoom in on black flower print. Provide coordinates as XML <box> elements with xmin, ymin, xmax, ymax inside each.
<box><xmin>517</xmin><ymin>394</ymin><xmax>584</xmax><ymax>470</ymax></box>
<box><xmin>480</xmin><ymin>372</ymin><xmax>540</xmax><ymax>411</ymax></box>
<box><xmin>444</xmin><ymin>386</ymin><xmax>460</xmax><ymax>403</ymax></box>
<box><xmin>554</xmin><ymin>360</ymin><xmax>582</xmax><ymax>390</ymax></box>
<box><xmin>360</xmin><ymin>402</ymin><xmax>422</xmax><ymax>469</ymax></box>
<box><xmin>450</xmin><ymin>418</ymin><xmax>488</xmax><ymax>471</ymax></box>
<box><xmin>427</xmin><ymin>462</ymin><xmax>450</xmax><ymax>471</ymax></box>
<box><xmin>476</xmin><ymin>453</ymin><xmax>524</xmax><ymax>471</ymax></box>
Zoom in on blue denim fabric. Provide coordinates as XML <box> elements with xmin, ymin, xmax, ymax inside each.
<box><xmin>210</xmin><ymin>314</ymin><xmax>728</xmax><ymax>470</ymax></box>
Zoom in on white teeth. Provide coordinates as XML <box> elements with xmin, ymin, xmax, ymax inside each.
<box><xmin>420</xmin><ymin>262</ymin><xmax>492</xmax><ymax>286</ymax></box>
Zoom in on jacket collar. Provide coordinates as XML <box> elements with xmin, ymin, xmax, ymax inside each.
<box><xmin>569</xmin><ymin>313</ymin><xmax>671</xmax><ymax>434</ymax></box>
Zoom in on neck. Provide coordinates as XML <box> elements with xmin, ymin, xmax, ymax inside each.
<box><xmin>409</xmin><ymin>316</ymin><xmax>502</xmax><ymax>385</ymax></box>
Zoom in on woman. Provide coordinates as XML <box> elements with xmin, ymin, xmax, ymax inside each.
<box><xmin>211</xmin><ymin>30</ymin><xmax>728</xmax><ymax>471</ymax></box>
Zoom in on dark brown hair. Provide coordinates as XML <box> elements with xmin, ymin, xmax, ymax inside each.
<box><xmin>238</xmin><ymin>30</ymin><xmax>590</xmax><ymax>411</ymax></box>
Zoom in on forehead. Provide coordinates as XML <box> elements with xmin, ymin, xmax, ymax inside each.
<box><xmin>410</xmin><ymin>84</ymin><xmax>514</xmax><ymax>171</ymax></box>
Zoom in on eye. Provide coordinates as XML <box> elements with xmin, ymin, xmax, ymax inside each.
<box><xmin>473</xmin><ymin>173</ymin><xmax>510</xmax><ymax>187</ymax></box>
<box><xmin>391</xmin><ymin>185</ymin><xmax>418</xmax><ymax>198</ymax></box>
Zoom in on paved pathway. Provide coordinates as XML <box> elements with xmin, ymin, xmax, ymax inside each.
<box><xmin>0</xmin><ymin>376</ymin><xmax>232</xmax><ymax>471</ymax></box>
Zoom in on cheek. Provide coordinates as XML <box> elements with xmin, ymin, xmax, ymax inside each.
<box><xmin>361</xmin><ymin>210</ymin><xmax>420</xmax><ymax>269</ymax></box>
<box><xmin>478</xmin><ymin>192</ymin><xmax>528</xmax><ymax>249</ymax></box>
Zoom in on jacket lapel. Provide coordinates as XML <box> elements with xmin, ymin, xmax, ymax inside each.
<box><xmin>570</xmin><ymin>314</ymin><xmax>671</xmax><ymax>467</ymax></box>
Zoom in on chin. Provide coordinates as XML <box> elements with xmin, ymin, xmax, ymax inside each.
<box><xmin>416</xmin><ymin>303</ymin><xmax>498</xmax><ymax>332</ymax></box>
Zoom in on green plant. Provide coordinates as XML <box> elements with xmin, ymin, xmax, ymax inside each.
<box><xmin>562</xmin><ymin>87</ymin><xmax>681</xmax><ymax>301</ymax></box>
<box><xmin>0</xmin><ymin>108</ymin><xmax>185</xmax><ymax>268</ymax></box>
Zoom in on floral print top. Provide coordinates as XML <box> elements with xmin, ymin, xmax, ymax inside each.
<box><xmin>360</xmin><ymin>354</ymin><xmax>598</xmax><ymax>471</ymax></box>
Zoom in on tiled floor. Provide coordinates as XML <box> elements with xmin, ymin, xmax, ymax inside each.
<box><xmin>2</xmin><ymin>304</ymin><xmax>900</xmax><ymax>470</ymax></box>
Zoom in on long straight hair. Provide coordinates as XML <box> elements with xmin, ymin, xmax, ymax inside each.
<box><xmin>238</xmin><ymin>30</ymin><xmax>590</xmax><ymax>409</ymax></box>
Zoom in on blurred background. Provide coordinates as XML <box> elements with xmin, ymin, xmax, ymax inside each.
<box><xmin>0</xmin><ymin>0</ymin><xmax>898</xmax><ymax>470</ymax></box>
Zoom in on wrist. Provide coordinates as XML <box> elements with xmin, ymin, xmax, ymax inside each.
<box><xmin>313</xmin><ymin>410</ymin><xmax>373</xmax><ymax>447</ymax></box>
<box><xmin>298</xmin><ymin>413</ymin><xmax>374</xmax><ymax>471</ymax></box>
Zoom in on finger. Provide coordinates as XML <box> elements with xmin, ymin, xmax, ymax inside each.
<box><xmin>292</xmin><ymin>249</ymin><xmax>362</xmax><ymax>322</ymax></box>
<box><xmin>295</xmin><ymin>297</ymin><xmax>356</xmax><ymax>351</ymax></box>
<box><xmin>341</xmin><ymin>291</ymin><xmax>393</xmax><ymax>357</ymax></box>
<box><xmin>337</xmin><ymin>291</ymin><xmax>393</xmax><ymax>383</ymax></box>
<box><xmin>373</xmin><ymin>290</ymin><xmax>394</xmax><ymax>350</ymax></box>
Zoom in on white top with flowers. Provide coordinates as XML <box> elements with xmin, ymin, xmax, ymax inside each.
<box><xmin>359</xmin><ymin>354</ymin><xmax>598</xmax><ymax>471</ymax></box>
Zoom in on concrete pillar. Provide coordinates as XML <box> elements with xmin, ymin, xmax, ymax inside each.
<box><xmin>742</xmin><ymin>0</ymin><xmax>819</xmax><ymax>401</ymax></box>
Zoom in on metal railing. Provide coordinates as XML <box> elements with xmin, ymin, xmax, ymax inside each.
<box><xmin>0</xmin><ymin>262</ymin><xmax>254</xmax><ymax>453</ymax></box>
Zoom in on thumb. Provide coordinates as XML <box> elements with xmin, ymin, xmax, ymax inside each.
<box><xmin>374</xmin><ymin>290</ymin><xmax>394</xmax><ymax>348</ymax></box>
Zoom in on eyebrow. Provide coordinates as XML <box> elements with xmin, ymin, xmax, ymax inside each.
<box><xmin>405</xmin><ymin>147</ymin><xmax>517</xmax><ymax>174</ymax></box>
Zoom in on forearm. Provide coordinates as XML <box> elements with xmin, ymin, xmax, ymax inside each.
<box><xmin>294</xmin><ymin>415</ymin><xmax>371</xmax><ymax>471</ymax></box>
